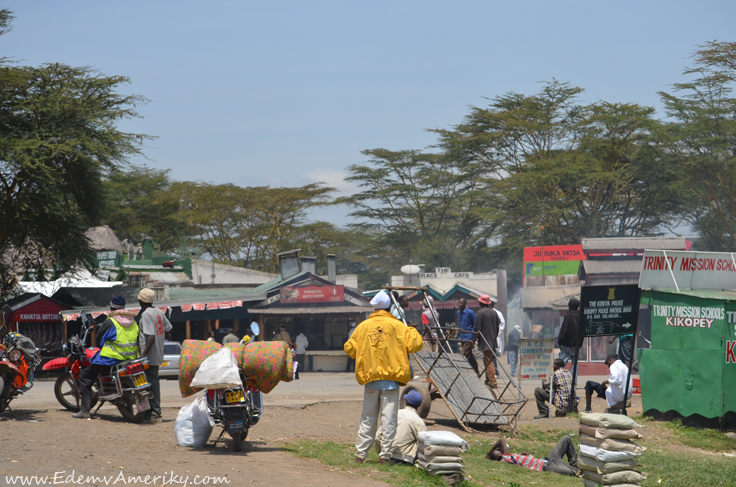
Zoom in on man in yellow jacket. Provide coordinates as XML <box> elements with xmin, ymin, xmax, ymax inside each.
<box><xmin>344</xmin><ymin>290</ymin><xmax>423</xmax><ymax>463</ymax></box>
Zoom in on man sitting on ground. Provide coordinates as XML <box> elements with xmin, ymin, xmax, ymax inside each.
<box><xmin>486</xmin><ymin>436</ymin><xmax>579</xmax><ymax>476</ymax></box>
<box><xmin>583</xmin><ymin>354</ymin><xmax>633</xmax><ymax>413</ymax></box>
<box><xmin>375</xmin><ymin>390</ymin><xmax>427</xmax><ymax>465</ymax></box>
<box><xmin>533</xmin><ymin>359</ymin><xmax>578</xmax><ymax>419</ymax></box>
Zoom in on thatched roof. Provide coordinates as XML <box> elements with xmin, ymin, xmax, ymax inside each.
<box><xmin>85</xmin><ymin>226</ymin><xmax>124</xmax><ymax>253</ymax></box>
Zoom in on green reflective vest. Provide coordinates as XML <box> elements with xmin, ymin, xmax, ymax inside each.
<box><xmin>100</xmin><ymin>317</ymin><xmax>140</xmax><ymax>361</ymax></box>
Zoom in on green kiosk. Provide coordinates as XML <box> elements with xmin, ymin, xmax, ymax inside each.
<box><xmin>638</xmin><ymin>250</ymin><xmax>736</xmax><ymax>426</ymax></box>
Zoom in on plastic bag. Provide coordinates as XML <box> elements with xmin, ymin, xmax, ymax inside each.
<box><xmin>190</xmin><ymin>348</ymin><xmax>241</xmax><ymax>389</ymax></box>
<box><xmin>418</xmin><ymin>431</ymin><xmax>469</xmax><ymax>450</ymax></box>
<box><xmin>175</xmin><ymin>396</ymin><xmax>214</xmax><ymax>448</ymax></box>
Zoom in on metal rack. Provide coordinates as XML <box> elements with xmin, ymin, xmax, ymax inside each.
<box><xmin>385</xmin><ymin>286</ymin><xmax>527</xmax><ymax>432</ymax></box>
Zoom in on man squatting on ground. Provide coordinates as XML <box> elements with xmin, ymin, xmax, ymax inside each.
<box><xmin>486</xmin><ymin>436</ymin><xmax>579</xmax><ymax>476</ymax></box>
<box><xmin>533</xmin><ymin>358</ymin><xmax>578</xmax><ymax>418</ymax></box>
<box><xmin>137</xmin><ymin>288</ymin><xmax>173</xmax><ymax>423</ymax></box>
<box><xmin>344</xmin><ymin>290</ymin><xmax>423</xmax><ymax>464</ymax></box>
<box><xmin>583</xmin><ymin>354</ymin><xmax>633</xmax><ymax>413</ymax></box>
<box><xmin>73</xmin><ymin>295</ymin><xmax>139</xmax><ymax>419</ymax></box>
<box><xmin>375</xmin><ymin>390</ymin><xmax>427</xmax><ymax>465</ymax></box>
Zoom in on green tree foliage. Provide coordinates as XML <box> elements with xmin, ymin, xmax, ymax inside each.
<box><xmin>101</xmin><ymin>165</ymin><xmax>185</xmax><ymax>254</ymax></box>
<box><xmin>0</xmin><ymin>24</ymin><xmax>147</xmax><ymax>298</ymax></box>
<box><xmin>340</xmin><ymin>148</ymin><xmax>486</xmax><ymax>281</ymax></box>
<box><xmin>658</xmin><ymin>41</ymin><xmax>736</xmax><ymax>251</ymax></box>
<box><xmin>171</xmin><ymin>182</ymin><xmax>335</xmax><ymax>273</ymax></box>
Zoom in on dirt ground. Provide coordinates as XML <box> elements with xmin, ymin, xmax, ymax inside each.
<box><xmin>0</xmin><ymin>371</ymin><xmax>643</xmax><ymax>487</ymax></box>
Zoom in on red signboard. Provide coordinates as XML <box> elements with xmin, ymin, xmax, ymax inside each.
<box><xmin>12</xmin><ymin>296</ymin><xmax>68</xmax><ymax>323</ymax></box>
<box><xmin>523</xmin><ymin>244</ymin><xmax>586</xmax><ymax>262</ymax></box>
<box><xmin>280</xmin><ymin>285</ymin><xmax>344</xmax><ymax>304</ymax></box>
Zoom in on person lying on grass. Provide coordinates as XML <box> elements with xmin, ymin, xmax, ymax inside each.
<box><xmin>485</xmin><ymin>436</ymin><xmax>580</xmax><ymax>476</ymax></box>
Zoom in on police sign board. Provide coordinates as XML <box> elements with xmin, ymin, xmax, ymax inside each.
<box><xmin>519</xmin><ymin>339</ymin><xmax>554</xmax><ymax>380</ymax></box>
<box><xmin>580</xmin><ymin>284</ymin><xmax>640</xmax><ymax>337</ymax></box>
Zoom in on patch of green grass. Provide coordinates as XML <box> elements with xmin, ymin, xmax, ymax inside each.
<box><xmin>285</xmin><ymin>422</ymin><xmax>736</xmax><ymax>487</ymax></box>
<box><xmin>283</xmin><ymin>441</ymin><xmax>457</xmax><ymax>486</ymax></box>
<box><xmin>659</xmin><ymin>418</ymin><xmax>736</xmax><ymax>453</ymax></box>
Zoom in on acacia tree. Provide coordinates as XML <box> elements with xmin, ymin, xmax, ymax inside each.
<box><xmin>101</xmin><ymin>165</ymin><xmax>186</xmax><ymax>254</ymax></box>
<box><xmin>172</xmin><ymin>182</ymin><xmax>335</xmax><ymax>273</ymax></box>
<box><xmin>340</xmin><ymin>148</ymin><xmax>486</xmax><ymax>276</ymax></box>
<box><xmin>0</xmin><ymin>12</ymin><xmax>147</xmax><ymax>298</ymax></box>
<box><xmin>658</xmin><ymin>41</ymin><xmax>736</xmax><ymax>251</ymax></box>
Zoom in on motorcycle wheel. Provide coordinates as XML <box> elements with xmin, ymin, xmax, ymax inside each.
<box><xmin>231</xmin><ymin>430</ymin><xmax>242</xmax><ymax>452</ymax></box>
<box><xmin>54</xmin><ymin>372</ymin><xmax>98</xmax><ymax>412</ymax></box>
<box><xmin>116</xmin><ymin>402</ymin><xmax>147</xmax><ymax>423</ymax></box>
<box><xmin>0</xmin><ymin>376</ymin><xmax>5</xmax><ymax>412</ymax></box>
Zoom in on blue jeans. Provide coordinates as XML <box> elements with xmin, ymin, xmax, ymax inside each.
<box><xmin>559</xmin><ymin>345</ymin><xmax>577</xmax><ymax>377</ymax></box>
<box><xmin>507</xmin><ymin>350</ymin><xmax>518</xmax><ymax>376</ymax></box>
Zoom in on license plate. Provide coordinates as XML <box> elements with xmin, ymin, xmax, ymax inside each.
<box><xmin>136</xmin><ymin>396</ymin><xmax>150</xmax><ymax>413</ymax></box>
<box><xmin>225</xmin><ymin>390</ymin><xmax>244</xmax><ymax>403</ymax></box>
<box><xmin>133</xmin><ymin>374</ymin><xmax>148</xmax><ymax>388</ymax></box>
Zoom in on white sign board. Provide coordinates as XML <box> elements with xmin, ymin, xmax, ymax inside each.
<box><xmin>519</xmin><ymin>338</ymin><xmax>554</xmax><ymax>380</ymax></box>
<box><xmin>639</xmin><ymin>250</ymin><xmax>736</xmax><ymax>292</ymax></box>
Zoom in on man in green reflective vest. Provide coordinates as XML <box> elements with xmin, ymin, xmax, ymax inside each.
<box><xmin>72</xmin><ymin>296</ymin><xmax>140</xmax><ymax>419</ymax></box>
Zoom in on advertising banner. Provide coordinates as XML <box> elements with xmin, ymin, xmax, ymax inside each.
<box><xmin>523</xmin><ymin>245</ymin><xmax>586</xmax><ymax>287</ymax></box>
<box><xmin>519</xmin><ymin>338</ymin><xmax>554</xmax><ymax>380</ymax></box>
<box><xmin>523</xmin><ymin>245</ymin><xmax>586</xmax><ymax>262</ymax></box>
<box><xmin>279</xmin><ymin>285</ymin><xmax>344</xmax><ymax>304</ymax></box>
<box><xmin>639</xmin><ymin>250</ymin><xmax>736</xmax><ymax>292</ymax></box>
<box><xmin>580</xmin><ymin>284</ymin><xmax>640</xmax><ymax>337</ymax></box>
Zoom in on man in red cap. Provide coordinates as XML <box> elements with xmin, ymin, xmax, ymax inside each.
<box><xmin>474</xmin><ymin>294</ymin><xmax>500</xmax><ymax>388</ymax></box>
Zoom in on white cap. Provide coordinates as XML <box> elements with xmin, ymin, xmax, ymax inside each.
<box><xmin>370</xmin><ymin>291</ymin><xmax>391</xmax><ymax>310</ymax></box>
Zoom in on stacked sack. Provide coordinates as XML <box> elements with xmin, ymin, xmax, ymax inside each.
<box><xmin>416</xmin><ymin>431</ymin><xmax>469</xmax><ymax>478</ymax></box>
<box><xmin>578</xmin><ymin>412</ymin><xmax>646</xmax><ymax>487</ymax></box>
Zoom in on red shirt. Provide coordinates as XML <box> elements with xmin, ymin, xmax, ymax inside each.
<box><xmin>501</xmin><ymin>453</ymin><xmax>544</xmax><ymax>471</ymax></box>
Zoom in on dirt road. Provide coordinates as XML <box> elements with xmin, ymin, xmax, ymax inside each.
<box><xmin>0</xmin><ymin>373</ymin><xmax>643</xmax><ymax>487</ymax></box>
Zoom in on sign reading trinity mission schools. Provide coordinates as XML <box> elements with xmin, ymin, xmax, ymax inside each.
<box><xmin>639</xmin><ymin>250</ymin><xmax>736</xmax><ymax>292</ymax></box>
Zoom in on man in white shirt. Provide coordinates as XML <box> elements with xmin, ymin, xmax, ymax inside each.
<box><xmin>295</xmin><ymin>332</ymin><xmax>309</xmax><ymax>375</ymax></box>
<box><xmin>582</xmin><ymin>354</ymin><xmax>633</xmax><ymax>412</ymax></box>
<box><xmin>375</xmin><ymin>390</ymin><xmax>427</xmax><ymax>465</ymax></box>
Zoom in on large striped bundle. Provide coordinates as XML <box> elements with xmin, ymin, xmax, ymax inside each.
<box><xmin>578</xmin><ymin>413</ymin><xmax>646</xmax><ymax>487</ymax></box>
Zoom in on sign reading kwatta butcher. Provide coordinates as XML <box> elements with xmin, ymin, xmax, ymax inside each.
<box><xmin>279</xmin><ymin>285</ymin><xmax>344</xmax><ymax>304</ymax></box>
<box><xmin>639</xmin><ymin>250</ymin><xmax>736</xmax><ymax>292</ymax></box>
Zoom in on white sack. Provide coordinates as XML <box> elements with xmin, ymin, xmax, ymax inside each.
<box><xmin>579</xmin><ymin>443</ymin><xmax>641</xmax><ymax>462</ymax></box>
<box><xmin>175</xmin><ymin>396</ymin><xmax>214</xmax><ymax>448</ymax></box>
<box><xmin>418</xmin><ymin>431</ymin><xmax>469</xmax><ymax>451</ymax></box>
<box><xmin>190</xmin><ymin>347</ymin><xmax>241</xmax><ymax>389</ymax></box>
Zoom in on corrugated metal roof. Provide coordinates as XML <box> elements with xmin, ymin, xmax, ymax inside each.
<box><xmin>581</xmin><ymin>260</ymin><xmax>642</xmax><ymax>275</ymax></box>
<box><xmin>521</xmin><ymin>284</ymin><xmax>581</xmax><ymax>310</ymax></box>
<box><xmin>248</xmin><ymin>306</ymin><xmax>372</xmax><ymax>315</ymax></box>
<box><xmin>168</xmin><ymin>287</ymin><xmax>263</xmax><ymax>301</ymax></box>
<box><xmin>582</xmin><ymin>237</ymin><xmax>688</xmax><ymax>251</ymax></box>
<box><xmin>586</xmin><ymin>277</ymin><xmax>640</xmax><ymax>286</ymax></box>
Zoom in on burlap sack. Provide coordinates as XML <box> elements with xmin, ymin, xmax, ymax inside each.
<box><xmin>580</xmin><ymin>424</ymin><xmax>644</xmax><ymax>440</ymax></box>
<box><xmin>579</xmin><ymin>434</ymin><xmax>646</xmax><ymax>454</ymax></box>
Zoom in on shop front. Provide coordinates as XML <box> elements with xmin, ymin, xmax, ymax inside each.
<box><xmin>247</xmin><ymin>272</ymin><xmax>372</xmax><ymax>371</ymax></box>
<box><xmin>638</xmin><ymin>250</ymin><xmax>736</xmax><ymax>426</ymax></box>
<box><xmin>1</xmin><ymin>293</ymin><xmax>68</xmax><ymax>349</ymax></box>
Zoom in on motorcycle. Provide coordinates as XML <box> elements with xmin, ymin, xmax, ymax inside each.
<box><xmin>42</xmin><ymin>315</ymin><xmax>100</xmax><ymax>412</ymax></box>
<box><xmin>0</xmin><ymin>321</ymin><xmax>42</xmax><ymax>413</ymax></box>
<box><xmin>43</xmin><ymin>312</ymin><xmax>153</xmax><ymax>422</ymax></box>
<box><xmin>206</xmin><ymin>321</ymin><xmax>263</xmax><ymax>452</ymax></box>
<box><xmin>206</xmin><ymin>375</ymin><xmax>263</xmax><ymax>452</ymax></box>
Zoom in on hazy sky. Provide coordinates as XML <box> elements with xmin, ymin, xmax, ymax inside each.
<box><xmin>4</xmin><ymin>1</ymin><xmax>735</xmax><ymax>224</ymax></box>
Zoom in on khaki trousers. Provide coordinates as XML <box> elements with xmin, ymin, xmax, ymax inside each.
<box><xmin>483</xmin><ymin>351</ymin><xmax>498</xmax><ymax>387</ymax></box>
<box><xmin>355</xmin><ymin>387</ymin><xmax>400</xmax><ymax>460</ymax></box>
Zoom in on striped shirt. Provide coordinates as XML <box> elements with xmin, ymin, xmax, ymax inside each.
<box><xmin>501</xmin><ymin>453</ymin><xmax>544</xmax><ymax>471</ymax></box>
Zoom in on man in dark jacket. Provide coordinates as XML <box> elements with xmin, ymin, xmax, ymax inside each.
<box><xmin>557</xmin><ymin>298</ymin><xmax>582</xmax><ymax>367</ymax></box>
<box><xmin>475</xmin><ymin>294</ymin><xmax>500</xmax><ymax>388</ymax></box>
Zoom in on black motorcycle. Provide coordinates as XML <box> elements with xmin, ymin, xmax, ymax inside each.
<box><xmin>206</xmin><ymin>373</ymin><xmax>263</xmax><ymax>452</ymax></box>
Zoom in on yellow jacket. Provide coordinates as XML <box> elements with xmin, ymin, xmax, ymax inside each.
<box><xmin>344</xmin><ymin>310</ymin><xmax>424</xmax><ymax>386</ymax></box>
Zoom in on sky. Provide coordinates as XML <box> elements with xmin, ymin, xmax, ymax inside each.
<box><xmin>4</xmin><ymin>1</ymin><xmax>735</xmax><ymax>225</ymax></box>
